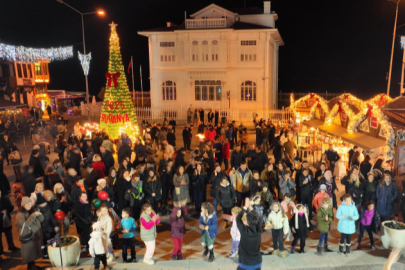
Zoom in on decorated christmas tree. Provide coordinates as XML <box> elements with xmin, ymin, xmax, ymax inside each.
<box><xmin>100</xmin><ymin>22</ymin><xmax>140</xmax><ymax>140</ymax></box>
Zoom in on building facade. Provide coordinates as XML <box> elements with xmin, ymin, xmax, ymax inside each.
<box><xmin>138</xmin><ymin>1</ymin><xmax>283</xmax><ymax>111</ymax></box>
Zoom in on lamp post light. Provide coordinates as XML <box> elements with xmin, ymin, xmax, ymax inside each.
<box><xmin>56</xmin><ymin>0</ymin><xmax>104</xmax><ymax>120</ymax></box>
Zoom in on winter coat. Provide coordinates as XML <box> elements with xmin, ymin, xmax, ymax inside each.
<box><xmin>313</xmin><ymin>192</ymin><xmax>330</xmax><ymax>211</ymax></box>
<box><xmin>216</xmin><ymin>182</ymin><xmax>236</xmax><ymax>208</ymax></box>
<box><xmin>230</xmin><ymin>150</ymin><xmax>245</xmax><ymax>168</ymax></box>
<box><xmin>92</xmin><ymin>161</ymin><xmax>106</xmax><ymax>178</ymax></box>
<box><xmin>170</xmin><ymin>206</ymin><xmax>188</xmax><ymax>238</ymax></box>
<box><xmin>317</xmin><ymin>206</ymin><xmax>334</xmax><ymax>233</ymax></box>
<box><xmin>39</xmin><ymin>204</ymin><xmax>58</xmax><ymax>234</ymax></box>
<box><xmin>144</xmin><ymin>176</ymin><xmax>162</xmax><ymax>201</ymax></box>
<box><xmin>260</xmin><ymin>168</ymin><xmax>277</xmax><ymax>189</ymax></box>
<box><xmin>222</xmin><ymin>141</ymin><xmax>230</xmax><ymax>159</ymax></box>
<box><xmin>376</xmin><ymin>180</ymin><xmax>398</xmax><ymax>217</ymax></box>
<box><xmin>55</xmin><ymin>191</ymin><xmax>73</xmax><ymax>214</ymax></box>
<box><xmin>316</xmin><ymin>177</ymin><xmax>338</xmax><ymax>209</ymax></box>
<box><xmin>124</xmin><ymin>180</ymin><xmax>144</xmax><ymax>206</ymax></box>
<box><xmin>210</xmin><ymin>171</ymin><xmax>227</xmax><ymax>198</ymax></box>
<box><xmin>357</xmin><ymin>206</ymin><xmax>381</xmax><ymax>234</ymax></box>
<box><xmin>199</xmin><ymin>212</ymin><xmax>218</xmax><ymax>239</ymax></box>
<box><xmin>93</xmin><ymin>185</ymin><xmax>115</xmax><ymax>208</ymax></box>
<box><xmin>205</xmin><ymin>129</ymin><xmax>216</xmax><ymax>142</ymax></box>
<box><xmin>101</xmin><ymin>151</ymin><xmax>115</xmax><ymax>175</ymax></box>
<box><xmin>71</xmin><ymin>182</ymin><xmax>89</xmax><ymax>203</ymax></box>
<box><xmin>360</xmin><ymin>162</ymin><xmax>372</xmax><ymax>179</ymax></box>
<box><xmin>279</xmin><ymin>178</ymin><xmax>296</xmax><ymax>199</ymax></box>
<box><xmin>361</xmin><ymin>180</ymin><xmax>378</xmax><ymax>205</ymax></box>
<box><xmin>175</xmin><ymin>151</ymin><xmax>187</xmax><ymax>169</ymax></box>
<box><xmin>173</xmin><ymin>173</ymin><xmax>189</xmax><ymax>203</ymax></box>
<box><xmin>192</xmin><ymin>172</ymin><xmax>206</xmax><ymax>192</ymax></box>
<box><xmin>118</xmin><ymin>144</ymin><xmax>132</xmax><ymax>163</ymax></box>
<box><xmin>282</xmin><ymin>140</ymin><xmax>297</xmax><ymax>158</ymax></box>
<box><xmin>73</xmin><ymin>200</ymin><xmax>93</xmax><ymax>229</ymax></box>
<box><xmin>167</xmin><ymin>133</ymin><xmax>176</xmax><ymax>146</ymax></box>
<box><xmin>234</xmin><ymin>168</ymin><xmax>252</xmax><ymax>193</ymax></box>
<box><xmin>16</xmin><ymin>211</ymin><xmax>44</xmax><ymax>264</ymax></box>
<box><xmin>0</xmin><ymin>196</ymin><xmax>14</xmax><ymax>232</ymax></box>
<box><xmin>47</xmin><ymin>199</ymin><xmax>61</xmax><ymax>214</ymax></box>
<box><xmin>299</xmin><ymin>174</ymin><xmax>314</xmax><ymax>197</ymax></box>
<box><xmin>115</xmin><ymin>177</ymin><xmax>132</xmax><ymax>210</ymax></box>
<box><xmin>336</xmin><ymin>202</ymin><xmax>359</xmax><ymax>234</ymax></box>
<box><xmin>236</xmin><ymin>208</ymin><xmax>262</xmax><ymax>264</ymax></box>
<box><xmin>98</xmin><ymin>213</ymin><xmax>113</xmax><ymax>237</ymax></box>
<box><xmin>140</xmin><ymin>211</ymin><xmax>160</xmax><ymax>241</ymax></box>
<box><xmin>249</xmin><ymin>178</ymin><xmax>263</xmax><ymax>196</ymax></box>
<box><xmin>266</xmin><ymin>210</ymin><xmax>290</xmax><ymax>234</ymax></box>
<box><xmin>289</xmin><ymin>212</ymin><xmax>309</xmax><ymax>238</ymax></box>
<box><xmin>88</xmin><ymin>231</ymin><xmax>108</xmax><ymax>255</ymax></box>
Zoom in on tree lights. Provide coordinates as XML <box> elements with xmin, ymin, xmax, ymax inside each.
<box><xmin>99</xmin><ymin>22</ymin><xmax>140</xmax><ymax>139</ymax></box>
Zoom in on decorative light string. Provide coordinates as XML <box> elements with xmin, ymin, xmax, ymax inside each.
<box><xmin>0</xmin><ymin>43</ymin><xmax>73</xmax><ymax>62</ymax></box>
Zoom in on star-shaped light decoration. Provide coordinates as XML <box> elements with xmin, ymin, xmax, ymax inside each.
<box><xmin>78</xmin><ymin>51</ymin><xmax>92</xmax><ymax>75</ymax></box>
<box><xmin>109</xmin><ymin>21</ymin><xmax>118</xmax><ymax>31</ymax></box>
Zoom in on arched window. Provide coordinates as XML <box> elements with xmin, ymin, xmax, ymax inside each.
<box><xmin>202</xmin><ymin>40</ymin><xmax>208</xmax><ymax>61</ymax></box>
<box><xmin>240</xmin><ymin>81</ymin><xmax>256</xmax><ymax>101</ymax></box>
<box><xmin>192</xmin><ymin>41</ymin><xmax>198</xmax><ymax>61</ymax></box>
<box><xmin>212</xmin><ymin>40</ymin><xmax>218</xmax><ymax>61</ymax></box>
<box><xmin>162</xmin><ymin>81</ymin><xmax>176</xmax><ymax>101</ymax></box>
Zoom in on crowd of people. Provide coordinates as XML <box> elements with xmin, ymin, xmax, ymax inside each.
<box><xmin>0</xmin><ymin>114</ymin><xmax>404</xmax><ymax>270</ymax></box>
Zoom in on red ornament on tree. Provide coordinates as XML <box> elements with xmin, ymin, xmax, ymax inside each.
<box><xmin>105</xmin><ymin>72</ymin><xmax>120</xmax><ymax>88</ymax></box>
<box><xmin>54</xmin><ymin>211</ymin><xmax>65</xmax><ymax>222</ymax></box>
<box><xmin>98</xmin><ymin>190</ymin><xmax>109</xmax><ymax>201</ymax></box>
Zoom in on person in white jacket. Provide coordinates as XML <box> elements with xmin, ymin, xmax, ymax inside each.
<box><xmin>88</xmin><ymin>221</ymin><xmax>111</xmax><ymax>270</ymax></box>
<box><xmin>73</xmin><ymin>122</ymin><xmax>82</xmax><ymax>140</ymax></box>
<box><xmin>97</xmin><ymin>204</ymin><xmax>115</xmax><ymax>262</ymax></box>
<box><xmin>221</xmin><ymin>206</ymin><xmax>242</xmax><ymax>257</ymax></box>
<box><xmin>265</xmin><ymin>202</ymin><xmax>290</xmax><ymax>258</ymax></box>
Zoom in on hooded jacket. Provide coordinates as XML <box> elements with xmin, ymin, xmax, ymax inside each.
<box><xmin>198</xmin><ymin>212</ymin><xmax>218</xmax><ymax>239</ymax></box>
<box><xmin>336</xmin><ymin>201</ymin><xmax>359</xmax><ymax>234</ymax></box>
<box><xmin>313</xmin><ymin>191</ymin><xmax>330</xmax><ymax>211</ymax></box>
<box><xmin>317</xmin><ymin>205</ymin><xmax>334</xmax><ymax>233</ymax></box>
<box><xmin>266</xmin><ymin>207</ymin><xmax>290</xmax><ymax>234</ymax></box>
<box><xmin>216</xmin><ymin>182</ymin><xmax>236</xmax><ymax>209</ymax></box>
<box><xmin>88</xmin><ymin>231</ymin><xmax>108</xmax><ymax>255</ymax></box>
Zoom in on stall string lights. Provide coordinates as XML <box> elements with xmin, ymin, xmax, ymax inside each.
<box><xmin>366</xmin><ymin>94</ymin><xmax>393</xmax><ymax>107</ymax></box>
<box><xmin>118</xmin><ymin>122</ymin><xmax>142</xmax><ymax>144</ymax></box>
<box><xmin>290</xmin><ymin>93</ymin><xmax>330</xmax><ymax>118</ymax></box>
<box><xmin>0</xmin><ymin>43</ymin><xmax>73</xmax><ymax>62</ymax></box>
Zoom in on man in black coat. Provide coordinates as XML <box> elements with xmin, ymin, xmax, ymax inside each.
<box><xmin>135</xmin><ymin>139</ymin><xmax>146</xmax><ymax>157</ymax></box>
<box><xmin>269</xmin><ymin>122</ymin><xmax>276</xmax><ymax>149</ymax></box>
<box><xmin>182</xmin><ymin>126</ymin><xmax>190</xmax><ymax>150</ymax></box>
<box><xmin>100</xmin><ymin>145</ymin><xmax>114</xmax><ymax>176</ymax></box>
<box><xmin>68</xmin><ymin>147</ymin><xmax>81</xmax><ymax>173</ymax></box>
<box><xmin>92</xmin><ymin>134</ymin><xmax>103</xmax><ymax>155</ymax></box>
<box><xmin>252</xmin><ymin>146</ymin><xmax>269</xmax><ymax>174</ymax></box>
<box><xmin>231</xmin><ymin>144</ymin><xmax>245</xmax><ymax>169</ymax></box>
<box><xmin>168</xmin><ymin>118</ymin><xmax>177</xmax><ymax>133</ymax></box>
<box><xmin>246</xmin><ymin>144</ymin><xmax>257</xmax><ymax>171</ymax></box>
<box><xmin>85</xmin><ymin>164</ymin><xmax>100</xmax><ymax>195</ymax></box>
<box><xmin>29</xmin><ymin>149</ymin><xmax>44</xmax><ymax>178</ymax></box>
<box><xmin>175</xmin><ymin>148</ymin><xmax>187</xmax><ymax>170</ymax></box>
<box><xmin>0</xmin><ymin>135</ymin><xmax>12</xmax><ymax>165</ymax></box>
<box><xmin>118</xmin><ymin>142</ymin><xmax>132</xmax><ymax>163</ymax></box>
<box><xmin>325</xmin><ymin>144</ymin><xmax>340</xmax><ymax>175</ymax></box>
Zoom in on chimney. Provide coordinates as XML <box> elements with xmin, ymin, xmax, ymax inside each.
<box><xmin>263</xmin><ymin>1</ymin><xmax>271</xmax><ymax>14</ymax></box>
<box><xmin>167</xmin><ymin>22</ymin><xmax>172</xmax><ymax>27</ymax></box>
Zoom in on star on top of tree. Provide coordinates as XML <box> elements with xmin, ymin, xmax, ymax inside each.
<box><xmin>109</xmin><ymin>21</ymin><xmax>118</xmax><ymax>31</ymax></box>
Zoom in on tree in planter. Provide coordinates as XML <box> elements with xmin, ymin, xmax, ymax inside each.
<box><xmin>100</xmin><ymin>22</ymin><xmax>140</xmax><ymax>139</ymax></box>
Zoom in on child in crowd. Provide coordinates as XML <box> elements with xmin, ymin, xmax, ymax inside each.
<box><xmin>290</xmin><ymin>204</ymin><xmax>310</xmax><ymax>254</ymax></box>
<box><xmin>170</xmin><ymin>206</ymin><xmax>188</xmax><ymax>260</ymax></box>
<box><xmin>120</xmin><ymin>208</ymin><xmax>137</xmax><ymax>263</ymax></box>
<box><xmin>356</xmin><ymin>201</ymin><xmax>380</xmax><ymax>250</ymax></box>
<box><xmin>250</xmin><ymin>194</ymin><xmax>266</xmax><ymax>225</ymax></box>
<box><xmin>313</xmin><ymin>184</ymin><xmax>330</xmax><ymax>212</ymax></box>
<box><xmin>199</xmin><ymin>202</ymin><xmax>217</xmax><ymax>262</ymax></box>
<box><xmin>316</xmin><ymin>198</ymin><xmax>334</xmax><ymax>255</ymax></box>
<box><xmin>140</xmin><ymin>203</ymin><xmax>161</xmax><ymax>265</ymax></box>
<box><xmin>336</xmin><ymin>194</ymin><xmax>359</xmax><ymax>256</ymax></box>
<box><xmin>281</xmin><ymin>193</ymin><xmax>296</xmax><ymax>219</ymax></box>
<box><xmin>261</xmin><ymin>183</ymin><xmax>274</xmax><ymax>210</ymax></box>
<box><xmin>12</xmin><ymin>184</ymin><xmax>25</xmax><ymax>212</ymax></box>
<box><xmin>88</xmin><ymin>221</ymin><xmax>111</xmax><ymax>270</ymax></box>
<box><xmin>249</xmin><ymin>170</ymin><xmax>263</xmax><ymax>197</ymax></box>
<box><xmin>266</xmin><ymin>202</ymin><xmax>290</xmax><ymax>258</ymax></box>
<box><xmin>97</xmin><ymin>204</ymin><xmax>115</xmax><ymax>262</ymax></box>
<box><xmin>221</xmin><ymin>206</ymin><xmax>242</xmax><ymax>257</ymax></box>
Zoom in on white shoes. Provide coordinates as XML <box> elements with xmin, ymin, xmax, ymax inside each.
<box><xmin>143</xmin><ymin>258</ymin><xmax>155</xmax><ymax>265</ymax></box>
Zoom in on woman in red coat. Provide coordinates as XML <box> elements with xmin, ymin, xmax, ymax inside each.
<box><xmin>222</xmin><ymin>137</ymin><xmax>230</xmax><ymax>171</ymax></box>
<box><xmin>92</xmin><ymin>154</ymin><xmax>106</xmax><ymax>178</ymax></box>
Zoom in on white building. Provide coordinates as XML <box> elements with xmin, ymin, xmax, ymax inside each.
<box><xmin>138</xmin><ymin>1</ymin><xmax>283</xmax><ymax>111</ymax></box>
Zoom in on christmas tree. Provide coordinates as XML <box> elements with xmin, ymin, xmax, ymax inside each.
<box><xmin>100</xmin><ymin>22</ymin><xmax>139</xmax><ymax>140</ymax></box>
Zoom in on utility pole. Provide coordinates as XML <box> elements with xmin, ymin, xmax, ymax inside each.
<box><xmin>387</xmin><ymin>0</ymin><xmax>400</xmax><ymax>96</ymax></box>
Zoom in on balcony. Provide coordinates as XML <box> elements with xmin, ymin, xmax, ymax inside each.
<box><xmin>185</xmin><ymin>18</ymin><xmax>226</xmax><ymax>29</ymax></box>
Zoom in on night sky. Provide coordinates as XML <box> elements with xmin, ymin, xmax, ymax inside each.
<box><xmin>1</xmin><ymin>0</ymin><xmax>405</xmax><ymax>100</ymax></box>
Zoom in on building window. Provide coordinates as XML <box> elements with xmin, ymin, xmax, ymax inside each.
<box><xmin>162</xmin><ymin>81</ymin><xmax>176</xmax><ymax>100</ymax></box>
<box><xmin>192</xmin><ymin>41</ymin><xmax>198</xmax><ymax>61</ymax></box>
<box><xmin>211</xmin><ymin>40</ymin><xmax>218</xmax><ymax>61</ymax></box>
<box><xmin>16</xmin><ymin>63</ymin><xmax>22</xmax><ymax>78</ymax></box>
<box><xmin>43</xmin><ymin>63</ymin><xmax>48</xmax><ymax>75</ymax></box>
<box><xmin>160</xmin><ymin>42</ymin><xmax>176</xmax><ymax>62</ymax></box>
<box><xmin>241</xmin><ymin>81</ymin><xmax>256</xmax><ymax>101</ymax></box>
<box><xmin>195</xmin><ymin>80</ymin><xmax>222</xmax><ymax>101</ymax></box>
<box><xmin>35</xmin><ymin>63</ymin><xmax>41</xmax><ymax>75</ymax></box>
<box><xmin>22</xmin><ymin>64</ymin><xmax>28</xmax><ymax>78</ymax></box>
<box><xmin>202</xmin><ymin>40</ymin><xmax>208</xmax><ymax>61</ymax></box>
<box><xmin>27</xmin><ymin>64</ymin><xmax>33</xmax><ymax>78</ymax></box>
<box><xmin>240</xmin><ymin>40</ymin><xmax>257</xmax><ymax>62</ymax></box>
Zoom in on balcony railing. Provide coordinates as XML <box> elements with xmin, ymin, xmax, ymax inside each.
<box><xmin>185</xmin><ymin>18</ymin><xmax>226</xmax><ymax>29</ymax></box>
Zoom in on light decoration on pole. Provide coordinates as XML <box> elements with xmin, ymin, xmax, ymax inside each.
<box><xmin>78</xmin><ymin>52</ymin><xmax>92</xmax><ymax>75</ymax></box>
<box><xmin>0</xmin><ymin>43</ymin><xmax>73</xmax><ymax>62</ymax></box>
<box><xmin>100</xmin><ymin>22</ymin><xmax>140</xmax><ymax>139</ymax></box>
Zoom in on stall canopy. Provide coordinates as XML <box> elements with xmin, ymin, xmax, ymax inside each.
<box><xmin>303</xmin><ymin>119</ymin><xmax>386</xmax><ymax>151</ymax></box>
<box><xmin>0</xmin><ymin>99</ymin><xmax>27</xmax><ymax>111</ymax></box>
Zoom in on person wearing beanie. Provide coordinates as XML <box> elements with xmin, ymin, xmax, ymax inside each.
<box><xmin>289</xmin><ymin>204</ymin><xmax>310</xmax><ymax>254</ymax></box>
<box><xmin>93</xmin><ymin>178</ymin><xmax>115</xmax><ymax>209</ymax></box>
<box><xmin>88</xmin><ymin>221</ymin><xmax>111</xmax><ymax>270</ymax></box>
<box><xmin>16</xmin><ymin>196</ymin><xmax>44</xmax><ymax>269</ymax></box>
<box><xmin>313</xmin><ymin>184</ymin><xmax>330</xmax><ymax>212</ymax></box>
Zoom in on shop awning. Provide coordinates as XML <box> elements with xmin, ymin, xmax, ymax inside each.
<box><xmin>0</xmin><ymin>99</ymin><xmax>28</xmax><ymax>111</ymax></box>
<box><xmin>303</xmin><ymin>119</ymin><xmax>386</xmax><ymax>151</ymax></box>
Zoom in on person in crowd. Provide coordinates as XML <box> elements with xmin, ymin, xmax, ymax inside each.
<box><xmin>97</xmin><ymin>204</ymin><xmax>114</xmax><ymax>262</ymax></box>
<box><xmin>92</xmin><ymin>154</ymin><xmax>106</xmax><ymax>178</ymax></box>
<box><xmin>120</xmin><ymin>207</ymin><xmax>137</xmax><ymax>263</ymax></box>
<box><xmin>317</xmin><ymin>170</ymin><xmax>338</xmax><ymax>209</ymax></box>
<box><xmin>361</xmin><ymin>172</ymin><xmax>378</xmax><ymax>205</ymax></box>
<box><xmin>316</xmin><ymin>153</ymin><xmax>330</xmax><ymax>171</ymax></box>
<box><xmin>0</xmin><ymin>134</ymin><xmax>12</xmax><ymax>165</ymax></box>
<box><xmin>299</xmin><ymin>168</ymin><xmax>314</xmax><ymax>227</ymax></box>
<box><xmin>279</xmin><ymin>170</ymin><xmax>296</xmax><ymax>201</ymax></box>
<box><xmin>9</xmin><ymin>145</ymin><xmax>22</xmax><ymax>182</ymax></box>
<box><xmin>261</xmin><ymin>125</ymin><xmax>270</xmax><ymax>153</ymax></box>
<box><xmin>159</xmin><ymin>158</ymin><xmax>173</xmax><ymax>215</ymax></box>
<box><xmin>281</xmin><ymin>192</ymin><xmax>296</xmax><ymax>220</ymax></box>
<box><xmin>54</xmin><ymin>183</ymin><xmax>73</xmax><ymax>236</ymax></box>
<box><xmin>16</xmin><ymin>197</ymin><xmax>44</xmax><ymax>270</ymax></box>
<box><xmin>167</xmin><ymin>128</ymin><xmax>176</xmax><ymax>147</ymax></box>
<box><xmin>140</xmin><ymin>203</ymin><xmax>161</xmax><ymax>265</ymax></box>
<box><xmin>255</xmin><ymin>123</ymin><xmax>262</xmax><ymax>148</ymax></box>
<box><xmin>351</xmin><ymin>152</ymin><xmax>361</xmax><ymax>169</ymax></box>
<box><xmin>71</xmin><ymin>177</ymin><xmax>89</xmax><ymax>202</ymax></box>
<box><xmin>313</xmin><ymin>184</ymin><xmax>330</xmax><ymax>212</ymax></box>
<box><xmin>182</xmin><ymin>125</ymin><xmax>190</xmax><ymax>150</ymax></box>
<box><xmin>234</xmin><ymin>161</ymin><xmax>252</xmax><ymax>207</ymax></box>
<box><xmin>289</xmin><ymin>204</ymin><xmax>310</xmax><ymax>254</ymax></box>
<box><xmin>187</xmin><ymin>108</ymin><xmax>193</xmax><ymax>124</ymax></box>
<box><xmin>170</xmin><ymin>206</ymin><xmax>188</xmax><ymax>260</ymax></box>
<box><xmin>325</xmin><ymin>144</ymin><xmax>340</xmax><ymax>175</ymax></box>
<box><xmin>249</xmin><ymin>170</ymin><xmax>263</xmax><ymax>197</ymax></box>
<box><xmin>216</xmin><ymin>177</ymin><xmax>236</xmax><ymax>228</ymax></box>
<box><xmin>102</xmin><ymin>135</ymin><xmax>114</xmax><ymax>153</ymax></box>
<box><xmin>128</xmin><ymin>173</ymin><xmax>144</xmax><ymax>221</ymax></box>
<box><xmin>21</xmin><ymin>165</ymin><xmax>37</xmax><ymax>197</ymax></box>
<box><xmin>36</xmin><ymin>194</ymin><xmax>59</xmax><ymax>259</ymax></box>
<box><xmin>88</xmin><ymin>221</ymin><xmax>111</xmax><ymax>270</ymax></box>
<box><xmin>246</xmin><ymin>143</ymin><xmax>256</xmax><ymax>171</ymax></box>
<box><xmin>29</xmin><ymin>149</ymin><xmax>44</xmax><ymax>178</ymax></box>
<box><xmin>68</xmin><ymin>147</ymin><xmax>82</xmax><ymax>173</ymax></box>
<box><xmin>272</xmin><ymin>135</ymin><xmax>283</xmax><ymax>165</ymax></box>
<box><xmin>230</xmin><ymin>144</ymin><xmax>245</xmax><ymax>169</ymax></box>
<box><xmin>336</xmin><ymin>194</ymin><xmax>359</xmax><ymax>256</ymax></box>
<box><xmin>93</xmin><ymin>178</ymin><xmax>115</xmax><ymax>210</ymax></box>
<box><xmin>30</xmin><ymin>182</ymin><xmax>44</xmax><ymax>205</ymax></box>
<box><xmin>356</xmin><ymin>200</ymin><xmax>380</xmax><ymax>250</ymax></box>
<box><xmin>115</xmin><ymin>170</ymin><xmax>132</xmax><ymax>216</ymax></box>
<box><xmin>12</xmin><ymin>184</ymin><xmax>25</xmax><ymax>212</ymax></box>
<box><xmin>341</xmin><ymin>172</ymin><xmax>363</xmax><ymax>206</ymax></box>
<box><xmin>314</xmin><ymin>163</ymin><xmax>327</xmax><ymax>189</ymax></box>
<box><xmin>260</xmin><ymin>182</ymin><xmax>274</xmax><ymax>210</ymax></box>
<box><xmin>240</xmin><ymin>128</ymin><xmax>249</xmax><ymax>154</ymax></box>
<box><xmin>373</xmin><ymin>158</ymin><xmax>385</xmax><ymax>174</ymax></box>
<box><xmin>275</xmin><ymin>161</ymin><xmax>288</xmax><ymax>200</ymax></box>
<box><xmin>221</xmin><ymin>206</ymin><xmax>241</xmax><ymax>258</ymax></box>
<box><xmin>199</xmin><ymin>202</ymin><xmax>217</xmax><ymax>262</ymax></box>
<box><xmin>261</xmin><ymin>163</ymin><xmax>277</xmax><ymax>197</ymax></box>
<box><xmin>249</xmin><ymin>194</ymin><xmax>266</xmax><ymax>226</ymax></box>
<box><xmin>117</xmin><ymin>157</ymin><xmax>130</xmax><ymax>178</ymax></box>
<box><xmin>45</xmin><ymin>159</ymin><xmax>63</xmax><ymax>190</ymax></box>
<box><xmin>210</xmin><ymin>164</ymin><xmax>224</xmax><ymax>212</ymax></box>
<box><xmin>144</xmin><ymin>169</ymin><xmax>162</xmax><ymax>214</ymax></box>
<box><xmin>43</xmin><ymin>190</ymin><xmax>61</xmax><ymax>214</ymax></box>
<box><xmin>118</xmin><ymin>141</ymin><xmax>132</xmax><ymax>164</ymax></box>
<box><xmin>265</xmin><ymin>202</ymin><xmax>289</xmax><ymax>258</ymax></box>
<box><xmin>348</xmin><ymin>146</ymin><xmax>359</xmax><ymax>167</ymax></box>
<box><xmin>0</xmin><ymin>190</ymin><xmax>19</xmax><ymax>255</ymax></box>
<box><xmin>376</xmin><ymin>171</ymin><xmax>398</xmax><ymax>222</ymax></box>
<box><xmin>192</xmin><ymin>163</ymin><xmax>207</xmax><ymax>212</ymax></box>
<box><xmin>316</xmin><ymin>197</ymin><xmax>334</xmax><ymax>255</ymax></box>
<box><xmin>173</xmin><ymin>165</ymin><xmax>189</xmax><ymax>208</ymax></box>
<box><xmin>222</xmin><ymin>137</ymin><xmax>231</xmax><ymax>171</ymax></box>
<box><xmin>100</xmin><ymin>145</ymin><xmax>114</xmax><ymax>176</ymax></box>
<box><xmin>360</xmin><ymin>155</ymin><xmax>372</xmax><ymax>179</ymax></box>
<box><xmin>282</xmin><ymin>137</ymin><xmax>297</xmax><ymax>162</ymax></box>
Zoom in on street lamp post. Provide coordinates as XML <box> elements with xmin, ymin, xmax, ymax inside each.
<box><xmin>387</xmin><ymin>0</ymin><xmax>400</xmax><ymax>96</ymax></box>
<box><xmin>56</xmin><ymin>0</ymin><xmax>104</xmax><ymax>120</ymax></box>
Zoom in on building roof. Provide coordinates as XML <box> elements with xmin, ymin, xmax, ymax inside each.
<box><xmin>231</xmin><ymin>7</ymin><xmax>264</xmax><ymax>15</ymax></box>
<box><xmin>327</xmin><ymin>98</ymin><xmax>360</xmax><ymax>114</ymax></box>
<box><xmin>381</xmin><ymin>96</ymin><xmax>405</xmax><ymax>110</ymax></box>
<box><xmin>232</xmin><ymin>21</ymin><xmax>272</xmax><ymax>30</ymax></box>
<box><xmin>0</xmin><ymin>99</ymin><xmax>27</xmax><ymax>111</ymax></box>
<box><xmin>140</xmin><ymin>21</ymin><xmax>271</xmax><ymax>32</ymax></box>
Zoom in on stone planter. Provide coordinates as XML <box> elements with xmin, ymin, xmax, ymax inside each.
<box><xmin>48</xmin><ymin>236</ymin><xmax>81</xmax><ymax>267</ymax></box>
<box><xmin>381</xmin><ymin>221</ymin><xmax>405</xmax><ymax>249</ymax></box>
